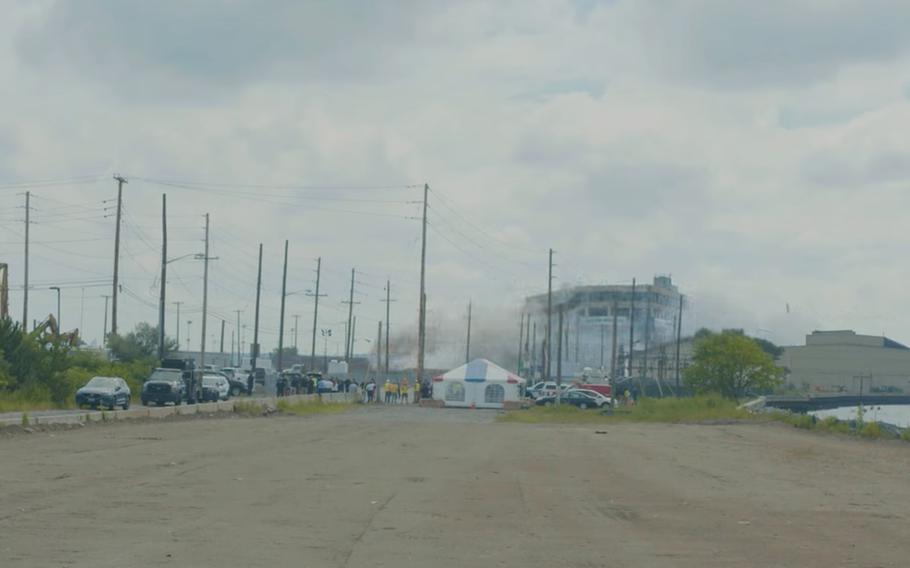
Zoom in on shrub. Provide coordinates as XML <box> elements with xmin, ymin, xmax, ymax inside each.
<box><xmin>859</xmin><ymin>421</ymin><xmax>885</xmax><ymax>439</ymax></box>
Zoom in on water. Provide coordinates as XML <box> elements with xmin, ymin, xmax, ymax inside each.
<box><xmin>811</xmin><ymin>405</ymin><xmax>910</xmax><ymax>428</ymax></box>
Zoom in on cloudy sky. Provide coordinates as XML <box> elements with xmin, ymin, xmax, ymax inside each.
<box><xmin>2</xmin><ymin>0</ymin><xmax>910</xmax><ymax>366</ymax></box>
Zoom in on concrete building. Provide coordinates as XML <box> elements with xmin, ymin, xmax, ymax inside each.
<box><xmin>780</xmin><ymin>330</ymin><xmax>910</xmax><ymax>394</ymax></box>
<box><xmin>524</xmin><ymin>276</ymin><xmax>685</xmax><ymax>379</ymax></box>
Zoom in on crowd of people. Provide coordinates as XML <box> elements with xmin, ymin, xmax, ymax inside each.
<box><xmin>272</xmin><ymin>370</ymin><xmax>431</xmax><ymax>404</ymax></box>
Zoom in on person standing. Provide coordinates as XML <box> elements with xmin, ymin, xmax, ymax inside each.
<box><xmin>400</xmin><ymin>378</ymin><xmax>410</xmax><ymax>404</ymax></box>
<box><xmin>366</xmin><ymin>379</ymin><xmax>376</xmax><ymax>403</ymax></box>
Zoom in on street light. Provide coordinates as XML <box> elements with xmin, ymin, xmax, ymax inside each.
<box><xmin>49</xmin><ymin>286</ymin><xmax>61</xmax><ymax>329</ymax></box>
<box><xmin>187</xmin><ymin>320</ymin><xmax>193</xmax><ymax>351</ymax></box>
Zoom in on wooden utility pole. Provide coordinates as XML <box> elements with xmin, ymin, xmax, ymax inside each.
<box><xmin>556</xmin><ymin>305</ymin><xmax>564</xmax><ymax>404</ymax></box>
<box><xmin>376</xmin><ymin>320</ymin><xmax>383</xmax><ymax>373</ymax></box>
<box><xmin>610</xmin><ymin>300</ymin><xmax>618</xmax><ymax>382</ymax></box>
<box><xmin>417</xmin><ymin>183</ymin><xmax>429</xmax><ymax>389</ymax></box>
<box><xmin>308</xmin><ymin>257</ymin><xmax>325</xmax><ymax>370</ymax></box>
<box><xmin>524</xmin><ymin>314</ymin><xmax>530</xmax><ymax>372</ymax></box>
<box><xmin>252</xmin><ymin>244</ymin><xmax>263</xmax><ymax>370</ymax></box>
<box><xmin>219</xmin><ymin>319</ymin><xmax>225</xmax><ymax>353</ymax></box>
<box><xmin>111</xmin><ymin>175</ymin><xmax>127</xmax><ymax>336</ymax></box>
<box><xmin>465</xmin><ymin>301</ymin><xmax>472</xmax><ymax>364</ymax></box>
<box><xmin>22</xmin><ymin>191</ymin><xmax>30</xmax><ymax>328</ymax></box>
<box><xmin>101</xmin><ymin>295</ymin><xmax>111</xmax><ymax>346</ymax></box>
<box><xmin>517</xmin><ymin>312</ymin><xmax>525</xmax><ymax>374</ymax></box>
<box><xmin>0</xmin><ymin>263</ymin><xmax>8</xmax><ymax>320</ymax></box>
<box><xmin>158</xmin><ymin>194</ymin><xmax>167</xmax><ymax>360</ymax></box>
<box><xmin>344</xmin><ymin>268</ymin><xmax>356</xmax><ymax>361</ymax></box>
<box><xmin>628</xmin><ymin>278</ymin><xmax>636</xmax><ymax>379</ymax></box>
<box><xmin>546</xmin><ymin>248</ymin><xmax>554</xmax><ymax>380</ymax></box>
<box><xmin>277</xmin><ymin>240</ymin><xmax>289</xmax><ymax>372</ymax></box>
<box><xmin>675</xmin><ymin>294</ymin><xmax>684</xmax><ymax>393</ymax></box>
<box><xmin>235</xmin><ymin>310</ymin><xmax>242</xmax><ymax>366</ymax></box>
<box><xmin>643</xmin><ymin>294</ymin><xmax>651</xmax><ymax>382</ymax></box>
<box><xmin>199</xmin><ymin>213</ymin><xmax>210</xmax><ymax>372</ymax></box>
<box><xmin>381</xmin><ymin>280</ymin><xmax>395</xmax><ymax>375</ymax></box>
<box><xmin>350</xmin><ymin>316</ymin><xmax>357</xmax><ymax>357</ymax></box>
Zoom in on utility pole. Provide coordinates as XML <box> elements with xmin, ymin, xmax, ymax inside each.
<box><xmin>219</xmin><ymin>319</ymin><xmax>225</xmax><ymax>353</ymax></box>
<box><xmin>199</xmin><ymin>213</ymin><xmax>210</xmax><ymax>373</ymax></box>
<box><xmin>556</xmin><ymin>305</ymin><xmax>564</xmax><ymax>404</ymax></box>
<box><xmin>524</xmin><ymin>313</ymin><xmax>530</xmax><ymax>374</ymax></box>
<box><xmin>643</xmin><ymin>294</ymin><xmax>651</xmax><ymax>382</ymax></box>
<box><xmin>628</xmin><ymin>278</ymin><xmax>636</xmax><ymax>379</ymax></box>
<box><xmin>675</xmin><ymin>294</ymin><xmax>683</xmax><ymax>394</ymax></box>
<box><xmin>518</xmin><ymin>312</ymin><xmax>525</xmax><ymax>377</ymax></box>
<box><xmin>252</xmin><ymin>244</ymin><xmax>263</xmax><ymax>371</ymax></box>
<box><xmin>610</xmin><ymin>300</ymin><xmax>618</xmax><ymax>383</ymax></box>
<box><xmin>101</xmin><ymin>295</ymin><xmax>111</xmax><ymax>347</ymax></box>
<box><xmin>349</xmin><ymin>316</ymin><xmax>357</xmax><ymax>357</ymax></box>
<box><xmin>417</xmin><ymin>183</ymin><xmax>429</xmax><ymax>390</ymax></box>
<box><xmin>376</xmin><ymin>320</ymin><xmax>383</xmax><ymax>373</ymax></box>
<box><xmin>22</xmin><ymin>191</ymin><xmax>30</xmax><ymax>328</ymax></box>
<box><xmin>234</xmin><ymin>310</ymin><xmax>242</xmax><ymax>366</ymax></box>
<box><xmin>465</xmin><ymin>300</ymin><xmax>472</xmax><ymax>364</ymax></box>
<box><xmin>158</xmin><ymin>194</ymin><xmax>167</xmax><ymax>361</ymax></box>
<box><xmin>173</xmin><ymin>301</ymin><xmax>183</xmax><ymax>349</ymax></box>
<box><xmin>307</xmin><ymin>257</ymin><xmax>326</xmax><ymax>371</ymax></box>
<box><xmin>546</xmin><ymin>248</ymin><xmax>554</xmax><ymax>380</ymax></box>
<box><xmin>111</xmin><ymin>175</ymin><xmax>127</xmax><ymax>336</ymax></box>
<box><xmin>277</xmin><ymin>240</ymin><xmax>289</xmax><ymax>372</ymax></box>
<box><xmin>381</xmin><ymin>280</ymin><xmax>395</xmax><ymax>375</ymax></box>
<box><xmin>344</xmin><ymin>268</ymin><xmax>355</xmax><ymax>361</ymax></box>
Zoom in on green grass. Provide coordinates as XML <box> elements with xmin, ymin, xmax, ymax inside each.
<box><xmin>499</xmin><ymin>395</ymin><xmax>751</xmax><ymax>424</ymax></box>
<box><xmin>0</xmin><ymin>392</ymin><xmax>72</xmax><ymax>413</ymax></box>
<box><xmin>276</xmin><ymin>398</ymin><xmax>353</xmax><ymax>416</ymax></box>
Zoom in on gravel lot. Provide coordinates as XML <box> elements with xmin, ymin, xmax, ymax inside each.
<box><xmin>1</xmin><ymin>405</ymin><xmax>908</xmax><ymax>567</ymax></box>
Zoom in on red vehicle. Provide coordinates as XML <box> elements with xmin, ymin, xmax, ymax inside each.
<box><xmin>576</xmin><ymin>383</ymin><xmax>612</xmax><ymax>399</ymax></box>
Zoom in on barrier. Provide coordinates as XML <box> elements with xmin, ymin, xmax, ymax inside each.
<box><xmin>1</xmin><ymin>392</ymin><xmax>356</xmax><ymax>429</ymax></box>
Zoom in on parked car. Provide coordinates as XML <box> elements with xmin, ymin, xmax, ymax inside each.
<box><xmin>571</xmin><ymin>389</ymin><xmax>612</xmax><ymax>407</ymax></box>
<box><xmin>141</xmin><ymin>368</ymin><xmax>186</xmax><ymax>406</ymax></box>
<box><xmin>528</xmin><ymin>381</ymin><xmax>571</xmax><ymax>399</ymax></box>
<box><xmin>220</xmin><ymin>368</ymin><xmax>248</xmax><ymax>396</ymax></box>
<box><xmin>160</xmin><ymin>358</ymin><xmax>201</xmax><ymax>404</ymax></box>
<box><xmin>535</xmin><ymin>389</ymin><xmax>607</xmax><ymax>409</ymax></box>
<box><xmin>76</xmin><ymin>376</ymin><xmax>131</xmax><ymax>410</ymax></box>
<box><xmin>201</xmin><ymin>374</ymin><xmax>230</xmax><ymax>402</ymax></box>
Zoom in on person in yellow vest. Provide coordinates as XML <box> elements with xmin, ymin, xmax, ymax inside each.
<box><xmin>384</xmin><ymin>380</ymin><xmax>394</xmax><ymax>404</ymax></box>
<box><xmin>400</xmin><ymin>378</ymin><xmax>410</xmax><ymax>404</ymax></box>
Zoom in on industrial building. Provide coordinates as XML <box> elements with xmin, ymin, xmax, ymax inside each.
<box><xmin>780</xmin><ymin>330</ymin><xmax>910</xmax><ymax>394</ymax></box>
<box><xmin>523</xmin><ymin>276</ymin><xmax>685</xmax><ymax>379</ymax></box>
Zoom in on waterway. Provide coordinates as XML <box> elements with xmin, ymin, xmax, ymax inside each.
<box><xmin>811</xmin><ymin>405</ymin><xmax>910</xmax><ymax>428</ymax></box>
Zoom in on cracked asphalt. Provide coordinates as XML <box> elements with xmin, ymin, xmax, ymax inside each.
<box><xmin>1</xmin><ymin>405</ymin><xmax>908</xmax><ymax>567</ymax></box>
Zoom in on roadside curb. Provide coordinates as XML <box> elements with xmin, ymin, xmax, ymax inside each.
<box><xmin>1</xmin><ymin>393</ymin><xmax>353</xmax><ymax>428</ymax></box>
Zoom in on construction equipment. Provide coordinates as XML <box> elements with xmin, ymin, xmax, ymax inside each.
<box><xmin>30</xmin><ymin>313</ymin><xmax>80</xmax><ymax>347</ymax></box>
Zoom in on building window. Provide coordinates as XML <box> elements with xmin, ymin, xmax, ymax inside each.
<box><xmin>445</xmin><ymin>382</ymin><xmax>465</xmax><ymax>402</ymax></box>
<box><xmin>484</xmin><ymin>384</ymin><xmax>505</xmax><ymax>403</ymax></box>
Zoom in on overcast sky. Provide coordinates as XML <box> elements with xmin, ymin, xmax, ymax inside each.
<box><xmin>2</xmin><ymin>0</ymin><xmax>910</xmax><ymax>365</ymax></box>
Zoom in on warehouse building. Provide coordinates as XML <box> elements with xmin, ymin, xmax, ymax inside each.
<box><xmin>780</xmin><ymin>330</ymin><xmax>910</xmax><ymax>393</ymax></box>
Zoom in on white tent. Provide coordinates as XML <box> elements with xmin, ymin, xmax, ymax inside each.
<box><xmin>432</xmin><ymin>359</ymin><xmax>526</xmax><ymax>409</ymax></box>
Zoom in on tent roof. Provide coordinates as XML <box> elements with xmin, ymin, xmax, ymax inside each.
<box><xmin>435</xmin><ymin>359</ymin><xmax>525</xmax><ymax>384</ymax></box>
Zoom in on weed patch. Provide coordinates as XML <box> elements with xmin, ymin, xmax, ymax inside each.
<box><xmin>276</xmin><ymin>399</ymin><xmax>352</xmax><ymax>417</ymax></box>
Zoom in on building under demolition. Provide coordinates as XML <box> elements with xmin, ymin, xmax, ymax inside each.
<box><xmin>523</xmin><ymin>276</ymin><xmax>685</xmax><ymax>379</ymax></box>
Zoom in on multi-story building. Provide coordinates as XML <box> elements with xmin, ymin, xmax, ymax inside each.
<box><xmin>523</xmin><ymin>275</ymin><xmax>684</xmax><ymax>379</ymax></box>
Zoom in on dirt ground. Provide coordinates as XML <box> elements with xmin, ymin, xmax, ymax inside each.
<box><xmin>1</xmin><ymin>406</ymin><xmax>908</xmax><ymax>568</ymax></box>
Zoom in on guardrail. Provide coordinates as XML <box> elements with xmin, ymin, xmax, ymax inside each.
<box><xmin>0</xmin><ymin>392</ymin><xmax>354</xmax><ymax>428</ymax></box>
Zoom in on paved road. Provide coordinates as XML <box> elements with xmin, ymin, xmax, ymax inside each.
<box><xmin>1</xmin><ymin>406</ymin><xmax>909</xmax><ymax>567</ymax></box>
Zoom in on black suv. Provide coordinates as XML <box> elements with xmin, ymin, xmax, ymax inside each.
<box><xmin>160</xmin><ymin>358</ymin><xmax>202</xmax><ymax>404</ymax></box>
<box><xmin>141</xmin><ymin>368</ymin><xmax>186</xmax><ymax>406</ymax></box>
